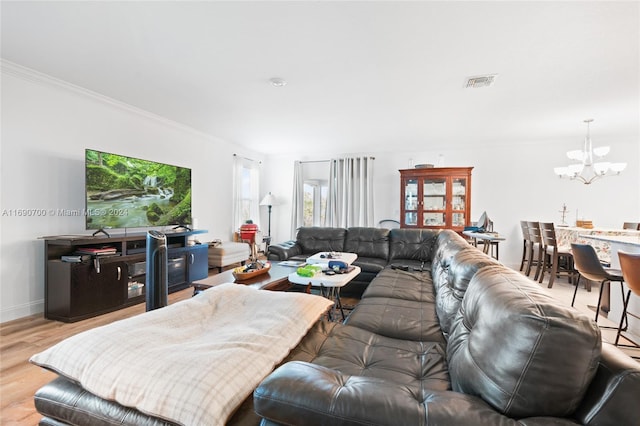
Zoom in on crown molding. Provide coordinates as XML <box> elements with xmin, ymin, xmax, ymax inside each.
<box><xmin>1</xmin><ymin>59</ymin><xmax>213</xmax><ymax>140</ymax></box>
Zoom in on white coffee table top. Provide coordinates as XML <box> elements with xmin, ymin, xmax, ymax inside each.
<box><xmin>306</xmin><ymin>251</ymin><xmax>358</xmax><ymax>266</ymax></box>
<box><xmin>288</xmin><ymin>266</ymin><xmax>361</xmax><ymax>288</ymax></box>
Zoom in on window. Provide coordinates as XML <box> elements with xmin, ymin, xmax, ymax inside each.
<box><xmin>232</xmin><ymin>156</ymin><xmax>260</xmax><ymax>232</ymax></box>
<box><xmin>303</xmin><ymin>180</ymin><xmax>327</xmax><ymax>226</ymax></box>
<box><xmin>239</xmin><ymin>167</ymin><xmax>256</xmax><ymax>224</ymax></box>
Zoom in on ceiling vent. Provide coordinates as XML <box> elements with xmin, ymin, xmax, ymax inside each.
<box><xmin>464</xmin><ymin>74</ymin><xmax>498</xmax><ymax>88</ymax></box>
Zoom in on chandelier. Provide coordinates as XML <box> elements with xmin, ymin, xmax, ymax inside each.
<box><xmin>553</xmin><ymin>119</ymin><xmax>626</xmax><ymax>184</ymax></box>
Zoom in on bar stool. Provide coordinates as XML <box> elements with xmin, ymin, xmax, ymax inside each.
<box><xmin>526</xmin><ymin>221</ymin><xmax>543</xmax><ymax>280</ymax></box>
<box><xmin>519</xmin><ymin>221</ymin><xmax>529</xmax><ymax>271</ymax></box>
<box><xmin>539</xmin><ymin>222</ymin><xmax>574</xmax><ymax>288</ymax></box>
<box><xmin>615</xmin><ymin>251</ymin><xmax>640</xmax><ymax>356</ymax></box>
<box><xmin>571</xmin><ymin>243</ymin><xmax>625</xmax><ymax>327</ymax></box>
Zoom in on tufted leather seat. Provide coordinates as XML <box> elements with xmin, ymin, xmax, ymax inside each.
<box><xmin>255</xmin><ymin>229</ymin><xmax>640</xmax><ymax>425</ymax></box>
<box><xmin>345</xmin><ymin>268</ymin><xmax>444</xmax><ymax>342</ymax></box>
<box><xmin>312</xmin><ymin>325</ymin><xmax>449</xmax><ymax>393</ymax></box>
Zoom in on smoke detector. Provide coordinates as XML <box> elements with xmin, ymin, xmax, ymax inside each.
<box><xmin>269</xmin><ymin>77</ymin><xmax>287</xmax><ymax>87</ymax></box>
<box><xmin>464</xmin><ymin>74</ymin><xmax>498</xmax><ymax>88</ymax></box>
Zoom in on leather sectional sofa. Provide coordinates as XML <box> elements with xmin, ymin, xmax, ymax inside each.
<box><xmin>256</xmin><ymin>227</ymin><xmax>639</xmax><ymax>425</ymax></box>
<box><xmin>32</xmin><ymin>227</ymin><xmax>639</xmax><ymax>425</ymax></box>
<box><xmin>267</xmin><ymin>226</ymin><xmax>433</xmax><ymax>295</ymax></box>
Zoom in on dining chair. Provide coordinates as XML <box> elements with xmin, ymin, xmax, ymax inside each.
<box><xmin>615</xmin><ymin>251</ymin><xmax>640</xmax><ymax>356</ymax></box>
<box><xmin>519</xmin><ymin>221</ymin><xmax>529</xmax><ymax>271</ymax></box>
<box><xmin>622</xmin><ymin>222</ymin><xmax>640</xmax><ymax>230</ymax></box>
<box><xmin>539</xmin><ymin>222</ymin><xmax>575</xmax><ymax>288</ymax></box>
<box><xmin>571</xmin><ymin>243</ymin><xmax>626</xmax><ymax>327</ymax></box>
<box><xmin>525</xmin><ymin>221</ymin><xmax>543</xmax><ymax>280</ymax></box>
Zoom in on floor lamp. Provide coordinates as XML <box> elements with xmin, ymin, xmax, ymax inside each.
<box><xmin>260</xmin><ymin>192</ymin><xmax>276</xmax><ymax>247</ymax></box>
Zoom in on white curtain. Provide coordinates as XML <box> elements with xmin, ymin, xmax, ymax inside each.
<box><xmin>232</xmin><ymin>155</ymin><xmax>260</xmax><ymax>236</ymax></box>
<box><xmin>290</xmin><ymin>161</ymin><xmax>304</xmax><ymax>238</ymax></box>
<box><xmin>326</xmin><ymin>157</ymin><xmax>375</xmax><ymax>228</ymax></box>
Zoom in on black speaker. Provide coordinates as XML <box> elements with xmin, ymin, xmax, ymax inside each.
<box><xmin>146</xmin><ymin>230</ymin><xmax>168</xmax><ymax>311</ymax></box>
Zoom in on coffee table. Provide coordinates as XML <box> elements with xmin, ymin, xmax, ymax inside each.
<box><xmin>288</xmin><ymin>265</ymin><xmax>361</xmax><ymax>320</ymax></box>
<box><xmin>192</xmin><ymin>263</ymin><xmax>298</xmax><ymax>295</ymax></box>
<box><xmin>306</xmin><ymin>251</ymin><xmax>358</xmax><ymax>266</ymax></box>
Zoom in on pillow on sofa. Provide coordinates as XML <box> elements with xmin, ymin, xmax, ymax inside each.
<box><xmin>446</xmin><ymin>266</ymin><xmax>601</xmax><ymax>419</ymax></box>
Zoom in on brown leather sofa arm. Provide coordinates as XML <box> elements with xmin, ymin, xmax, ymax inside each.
<box><xmin>254</xmin><ymin>361</ymin><xmax>564</xmax><ymax>426</ymax></box>
<box><xmin>573</xmin><ymin>343</ymin><xmax>640</xmax><ymax>426</ymax></box>
<box><xmin>266</xmin><ymin>240</ymin><xmax>301</xmax><ymax>261</ymax></box>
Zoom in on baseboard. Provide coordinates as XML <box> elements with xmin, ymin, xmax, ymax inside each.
<box><xmin>1</xmin><ymin>299</ymin><xmax>44</xmax><ymax>324</ymax></box>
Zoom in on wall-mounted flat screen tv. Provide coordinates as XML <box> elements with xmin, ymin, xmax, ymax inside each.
<box><xmin>85</xmin><ymin>149</ymin><xmax>192</xmax><ymax>230</ymax></box>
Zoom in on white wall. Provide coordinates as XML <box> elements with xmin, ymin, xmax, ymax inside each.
<box><xmin>264</xmin><ymin>136</ymin><xmax>639</xmax><ymax>271</ymax></box>
<box><xmin>3</xmin><ymin>61</ymin><xmax>638</xmax><ymax>322</ymax></box>
<box><xmin>0</xmin><ymin>63</ymin><xmax>259</xmax><ymax>322</ymax></box>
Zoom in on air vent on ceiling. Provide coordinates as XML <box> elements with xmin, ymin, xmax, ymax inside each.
<box><xmin>464</xmin><ymin>74</ymin><xmax>498</xmax><ymax>88</ymax></box>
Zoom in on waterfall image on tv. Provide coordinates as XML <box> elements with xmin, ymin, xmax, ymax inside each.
<box><xmin>85</xmin><ymin>149</ymin><xmax>192</xmax><ymax>230</ymax></box>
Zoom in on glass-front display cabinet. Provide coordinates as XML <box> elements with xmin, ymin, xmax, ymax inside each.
<box><xmin>400</xmin><ymin>167</ymin><xmax>473</xmax><ymax>231</ymax></box>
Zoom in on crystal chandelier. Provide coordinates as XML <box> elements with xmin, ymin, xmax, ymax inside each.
<box><xmin>553</xmin><ymin>119</ymin><xmax>626</xmax><ymax>184</ymax></box>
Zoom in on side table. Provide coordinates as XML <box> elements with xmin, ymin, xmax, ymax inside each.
<box><xmin>288</xmin><ymin>266</ymin><xmax>361</xmax><ymax>321</ymax></box>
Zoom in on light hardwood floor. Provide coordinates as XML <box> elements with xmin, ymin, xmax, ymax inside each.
<box><xmin>0</xmin><ymin>287</ymin><xmax>194</xmax><ymax>425</ymax></box>
<box><xmin>1</xmin><ymin>268</ymin><xmax>637</xmax><ymax>425</ymax></box>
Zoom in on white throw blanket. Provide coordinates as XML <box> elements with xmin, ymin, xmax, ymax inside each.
<box><xmin>30</xmin><ymin>283</ymin><xmax>333</xmax><ymax>425</ymax></box>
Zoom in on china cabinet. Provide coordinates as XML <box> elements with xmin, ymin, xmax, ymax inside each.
<box><xmin>399</xmin><ymin>167</ymin><xmax>473</xmax><ymax>231</ymax></box>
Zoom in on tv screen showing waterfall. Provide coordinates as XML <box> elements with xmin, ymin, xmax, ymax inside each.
<box><xmin>85</xmin><ymin>149</ymin><xmax>192</xmax><ymax>230</ymax></box>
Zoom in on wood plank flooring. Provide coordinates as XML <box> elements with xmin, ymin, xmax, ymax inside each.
<box><xmin>0</xmin><ymin>287</ymin><xmax>194</xmax><ymax>425</ymax></box>
<box><xmin>2</xmin><ymin>266</ymin><xmax>637</xmax><ymax>425</ymax></box>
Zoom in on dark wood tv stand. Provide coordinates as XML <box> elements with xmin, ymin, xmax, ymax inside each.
<box><xmin>42</xmin><ymin>229</ymin><xmax>208</xmax><ymax>322</ymax></box>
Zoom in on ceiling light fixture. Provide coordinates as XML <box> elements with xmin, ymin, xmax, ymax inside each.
<box><xmin>553</xmin><ymin>119</ymin><xmax>627</xmax><ymax>184</ymax></box>
<box><xmin>269</xmin><ymin>77</ymin><xmax>287</xmax><ymax>87</ymax></box>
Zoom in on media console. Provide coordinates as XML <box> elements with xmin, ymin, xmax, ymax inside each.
<box><xmin>42</xmin><ymin>229</ymin><xmax>208</xmax><ymax>322</ymax></box>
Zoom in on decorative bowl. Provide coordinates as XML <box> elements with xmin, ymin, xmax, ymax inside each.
<box><xmin>232</xmin><ymin>262</ymin><xmax>271</xmax><ymax>281</ymax></box>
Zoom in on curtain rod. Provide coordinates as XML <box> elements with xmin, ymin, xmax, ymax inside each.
<box><xmin>233</xmin><ymin>153</ymin><xmax>261</xmax><ymax>164</ymax></box>
<box><xmin>299</xmin><ymin>157</ymin><xmax>375</xmax><ymax>164</ymax></box>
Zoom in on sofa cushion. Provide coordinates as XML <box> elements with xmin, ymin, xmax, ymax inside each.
<box><xmin>352</xmin><ymin>256</ymin><xmax>387</xmax><ymax>275</ymax></box>
<box><xmin>345</xmin><ymin>257</ymin><xmax>388</xmax><ymax>296</ymax></box>
<box><xmin>360</xmin><ymin>267</ymin><xmax>433</xmax><ymax>302</ymax></box>
<box><xmin>296</xmin><ymin>227</ymin><xmax>347</xmax><ymax>254</ymax></box>
<box><xmin>266</xmin><ymin>240</ymin><xmax>300</xmax><ymax>261</ymax></box>
<box><xmin>346</xmin><ymin>282</ymin><xmax>444</xmax><ymax>344</ymax></box>
<box><xmin>436</xmin><ymin>249</ymin><xmax>499</xmax><ymax>337</ymax></box>
<box><xmin>447</xmin><ymin>266</ymin><xmax>601</xmax><ymax>418</ymax></box>
<box><xmin>344</xmin><ymin>227</ymin><xmax>390</xmax><ymax>260</ymax></box>
<box><xmin>312</xmin><ymin>324</ymin><xmax>450</xmax><ymax>394</ymax></box>
<box><xmin>388</xmin><ymin>228</ymin><xmax>439</xmax><ymax>262</ymax></box>
<box><xmin>255</xmin><ymin>362</ymin><xmax>543</xmax><ymax>426</ymax></box>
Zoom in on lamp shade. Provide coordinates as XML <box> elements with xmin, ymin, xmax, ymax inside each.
<box><xmin>260</xmin><ymin>192</ymin><xmax>276</xmax><ymax>206</ymax></box>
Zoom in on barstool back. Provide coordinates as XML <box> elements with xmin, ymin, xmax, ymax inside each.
<box><xmin>615</xmin><ymin>251</ymin><xmax>640</xmax><ymax>352</ymax></box>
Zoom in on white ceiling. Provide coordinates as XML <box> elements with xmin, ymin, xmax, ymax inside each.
<box><xmin>1</xmin><ymin>1</ymin><xmax>638</xmax><ymax>155</ymax></box>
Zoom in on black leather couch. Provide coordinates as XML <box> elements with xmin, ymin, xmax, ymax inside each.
<box><xmin>255</xmin><ymin>228</ymin><xmax>640</xmax><ymax>425</ymax></box>
<box><xmin>32</xmin><ymin>228</ymin><xmax>639</xmax><ymax>425</ymax></box>
<box><xmin>268</xmin><ymin>226</ymin><xmax>435</xmax><ymax>295</ymax></box>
